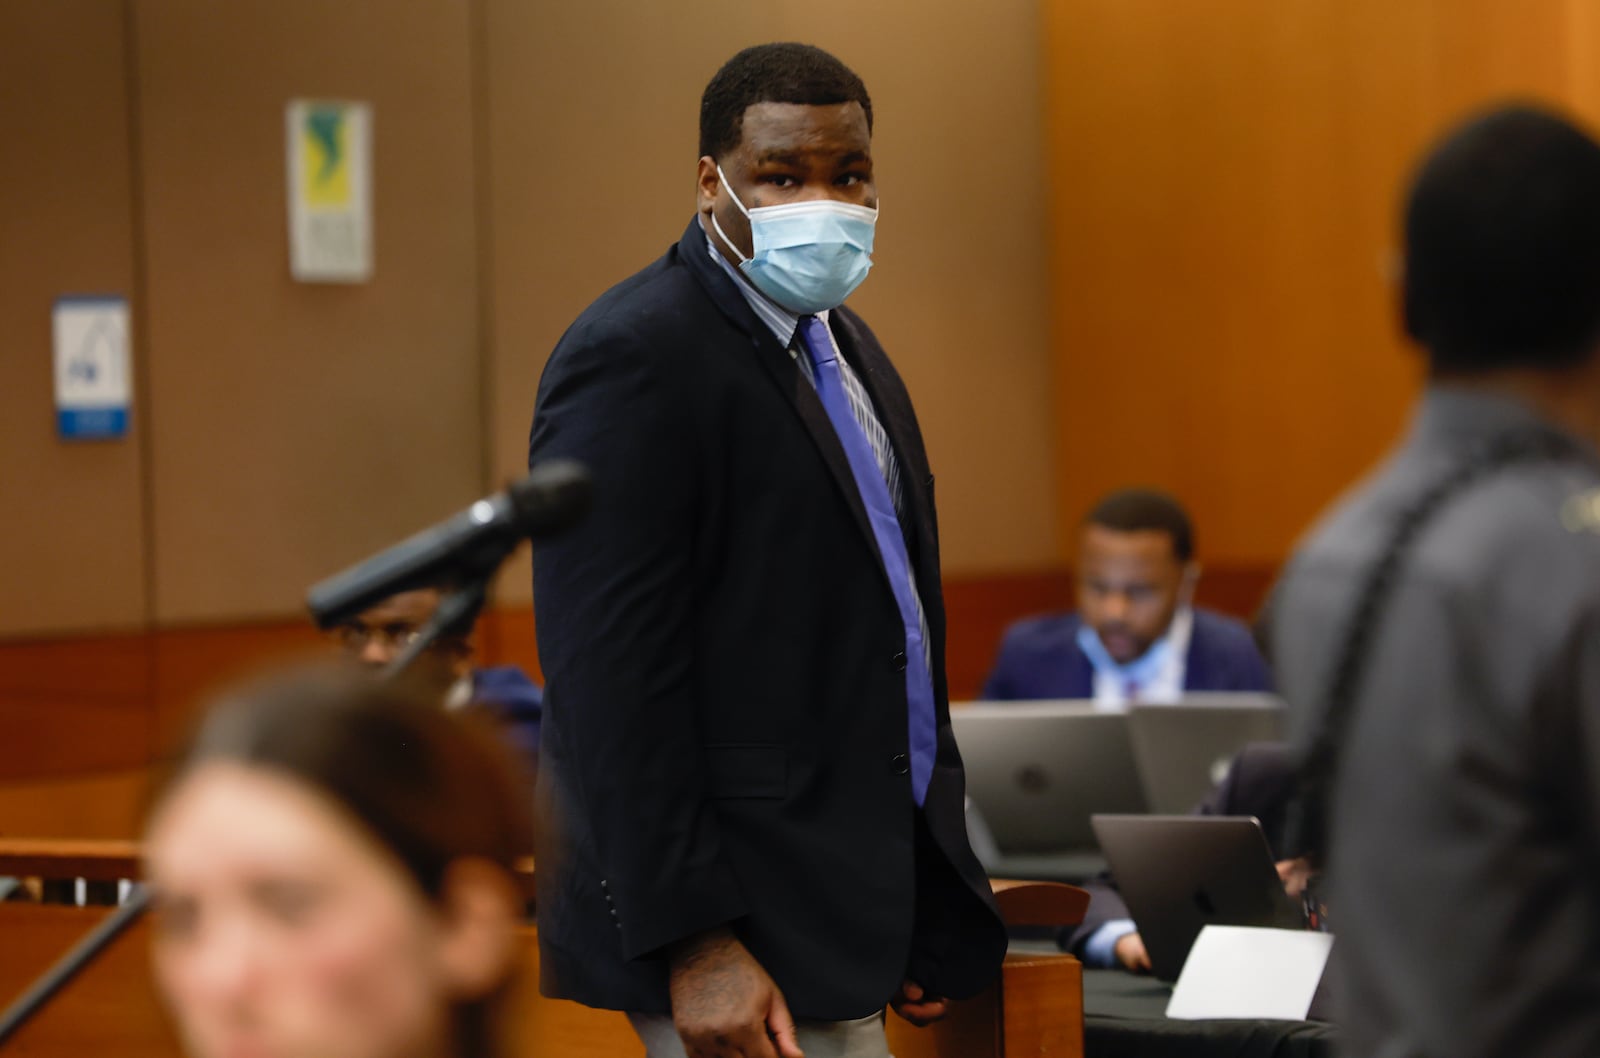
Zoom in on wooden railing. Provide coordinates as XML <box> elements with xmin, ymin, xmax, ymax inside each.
<box><xmin>0</xmin><ymin>838</ymin><xmax>142</xmax><ymax>881</ymax></box>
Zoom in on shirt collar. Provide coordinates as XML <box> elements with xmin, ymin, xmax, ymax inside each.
<box><xmin>704</xmin><ymin>227</ymin><xmax>828</xmax><ymax>348</ymax></box>
<box><xmin>1077</xmin><ymin>606</ymin><xmax>1194</xmax><ymax>683</ymax></box>
<box><xmin>443</xmin><ymin>672</ymin><xmax>473</xmax><ymax>712</ymax></box>
<box><xmin>1412</xmin><ymin>384</ymin><xmax>1590</xmax><ymax>451</ymax></box>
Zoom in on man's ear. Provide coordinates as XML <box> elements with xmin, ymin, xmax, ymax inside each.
<box><xmin>435</xmin><ymin>858</ymin><xmax>523</xmax><ymax>1000</ymax></box>
<box><xmin>1180</xmin><ymin>561</ymin><xmax>1202</xmax><ymax>604</ymax></box>
<box><xmin>696</xmin><ymin>156</ymin><xmax>720</xmax><ymax>216</ymax></box>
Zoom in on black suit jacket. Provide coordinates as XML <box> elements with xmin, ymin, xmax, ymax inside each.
<box><xmin>1067</xmin><ymin>741</ymin><xmax>1297</xmax><ymax>954</ymax></box>
<box><xmin>527</xmin><ymin>219</ymin><xmax>1006</xmax><ymax>1019</ymax></box>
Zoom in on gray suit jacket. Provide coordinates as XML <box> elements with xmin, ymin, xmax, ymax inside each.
<box><xmin>1268</xmin><ymin>387</ymin><xmax>1600</xmax><ymax>1058</ymax></box>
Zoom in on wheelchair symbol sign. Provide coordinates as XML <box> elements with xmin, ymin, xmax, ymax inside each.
<box><xmin>53</xmin><ymin>296</ymin><xmax>130</xmax><ymax>440</ymax></box>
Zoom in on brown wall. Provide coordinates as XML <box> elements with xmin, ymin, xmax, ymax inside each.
<box><xmin>0</xmin><ymin>1</ymin><xmax>146</xmax><ymax>638</ymax></box>
<box><xmin>0</xmin><ymin>0</ymin><xmax>488</xmax><ymax>634</ymax></box>
<box><xmin>2</xmin><ymin>0</ymin><xmax>1059</xmax><ymax>635</ymax></box>
<box><xmin>482</xmin><ymin>0</ymin><xmax>1061</xmax><ymax>607</ymax></box>
<box><xmin>1042</xmin><ymin>0</ymin><xmax>1600</xmax><ymax>569</ymax></box>
<box><xmin>0</xmin><ymin>1</ymin><xmax>1060</xmax><ymax>822</ymax></box>
<box><xmin>136</xmin><ymin>0</ymin><xmax>487</xmax><ymax>623</ymax></box>
<box><xmin>13</xmin><ymin>1</ymin><xmax>1600</xmax><ymax>827</ymax></box>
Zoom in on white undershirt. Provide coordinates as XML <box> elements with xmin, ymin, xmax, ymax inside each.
<box><xmin>1077</xmin><ymin>606</ymin><xmax>1193</xmax><ymax>709</ymax></box>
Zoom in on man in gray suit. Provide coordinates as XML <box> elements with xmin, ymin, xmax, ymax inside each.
<box><xmin>1269</xmin><ymin>104</ymin><xmax>1600</xmax><ymax>1058</ymax></box>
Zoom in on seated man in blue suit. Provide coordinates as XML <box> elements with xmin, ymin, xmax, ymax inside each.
<box><xmin>983</xmin><ymin>489</ymin><xmax>1270</xmax><ymax>705</ymax></box>
<box><xmin>332</xmin><ymin>586</ymin><xmax>543</xmax><ymax>771</ymax></box>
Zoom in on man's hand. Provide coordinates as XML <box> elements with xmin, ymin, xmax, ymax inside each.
<box><xmin>1114</xmin><ymin>931</ymin><xmax>1152</xmax><ymax>973</ymax></box>
<box><xmin>668</xmin><ymin>927</ymin><xmax>803</xmax><ymax>1058</ymax></box>
<box><xmin>1276</xmin><ymin>857</ymin><xmax>1314</xmax><ymax>899</ymax></box>
<box><xmin>890</xmin><ymin>979</ymin><xmax>949</xmax><ymax>1026</ymax></box>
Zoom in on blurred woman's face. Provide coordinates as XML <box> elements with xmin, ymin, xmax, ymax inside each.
<box><xmin>145</xmin><ymin>762</ymin><xmax>450</xmax><ymax>1058</ymax></box>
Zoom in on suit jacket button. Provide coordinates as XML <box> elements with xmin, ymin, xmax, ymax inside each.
<box><xmin>892</xmin><ymin>651</ymin><xmax>907</xmax><ymax>672</ymax></box>
<box><xmin>890</xmin><ymin>753</ymin><xmax>910</xmax><ymax>775</ymax></box>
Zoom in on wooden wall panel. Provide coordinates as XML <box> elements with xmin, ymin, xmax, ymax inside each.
<box><xmin>1044</xmin><ymin>0</ymin><xmax>1420</xmax><ymax>566</ymax></box>
<box><xmin>134</xmin><ymin>0</ymin><xmax>487</xmax><ymax>624</ymax></box>
<box><xmin>24</xmin><ymin>0</ymin><xmax>1600</xmax><ymax>840</ymax></box>
<box><xmin>0</xmin><ymin>623</ymin><xmax>322</xmax><ymax>788</ymax></box>
<box><xmin>0</xmin><ymin>1</ymin><xmax>147</xmax><ymax>637</ymax></box>
<box><xmin>1042</xmin><ymin>0</ymin><xmax>1599</xmax><ymax>568</ymax></box>
<box><xmin>778</xmin><ymin>0</ymin><xmax>1062</xmax><ymax>574</ymax></box>
<box><xmin>149</xmin><ymin>621</ymin><xmax>328</xmax><ymax>744</ymax></box>
<box><xmin>0</xmin><ymin>769</ymin><xmax>151</xmax><ymax>841</ymax></box>
<box><xmin>0</xmin><ymin>563</ymin><xmax>1276</xmax><ymax>833</ymax></box>
<box><xmin>0</xmin><ymin>696</ymin><xmax>151</xmax><ymax>784</ymax></box>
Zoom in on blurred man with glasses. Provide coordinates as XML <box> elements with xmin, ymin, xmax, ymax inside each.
<box><xmin>333</xmin><ymin>586</ymin><xmax>542</xmax><ymax>774</ymax></box>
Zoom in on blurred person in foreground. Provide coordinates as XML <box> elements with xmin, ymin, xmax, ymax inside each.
<box><xmin>1269</xmin><ymin>104</ymin><xmax>1600</xmax><ymax>1058</ymax></box>
<box><xmin>984</xmin><ymin>489</ymin><xmax>1270</xmax><ymax>705</ymax></box>
<box><xmin>332</xmin><ymin>585</ymin><xmax>542</xmax><ymax>773</ymax></box>
<box><xmin>143</xmin><ymin>667</ymin><xmax>534</xmax><ymax>1058</ymax></box>
<box><xmin>527</xmin><ymin>41</ymin><xmax>1005</xmax><ymax>1058</ymax></box>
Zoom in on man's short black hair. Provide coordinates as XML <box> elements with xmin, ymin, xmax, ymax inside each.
<box><xmin>1084</xmin><ymin>489</ymin><xmax>1194</xmax><ymax>563</ymax></box>
<box><xmin>1403</xmin><ymin>103</ymin><xmax>1600</xmax><ymax>373</ymax></box>
<box><xmin>699</xmin><ymin>43</ymin><xmax>873</xmax><ymax>161</ymax></box>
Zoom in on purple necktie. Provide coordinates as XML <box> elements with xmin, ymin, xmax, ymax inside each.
<box><xmin>797</xmin><ymin>314</ymin><xmax>937</xmax><ymax>805</ymax></box>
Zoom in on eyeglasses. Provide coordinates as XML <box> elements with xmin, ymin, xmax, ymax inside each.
<box><xmin>333</xmin><ymin>622</ymin><xmax>423</xmax><ymax>653</ymax></box>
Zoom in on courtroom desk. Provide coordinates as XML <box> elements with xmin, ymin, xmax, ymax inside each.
<box><xmin>1082</xmin><ymin>970</ymin><xmax>1338</xmax><ymax>1058</ymax></box>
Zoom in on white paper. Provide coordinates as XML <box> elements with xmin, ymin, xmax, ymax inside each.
<box><xmin>1165</xmin><ymin>925</ymin><xmax>1334</xmax><ymax>1021</ymax></box>
<box><xmin>53</xmin><ymin>296</ymin><xmax>131</xmax><ymax>440</ymax></box>
<box><xmin>286</xmin><ymin>99</ymin><xmax>372</xmax><ymax>282</ymax></box>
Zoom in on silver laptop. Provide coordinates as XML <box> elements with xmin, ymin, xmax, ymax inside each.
<box><xmin>1127</xmin><ymin>694</ymin><xmax>1287</xmax><ymax>814</ymax></box>
<box><xmin>1091</xmin><ymin>814</ymin><xmax>1305</xmax><ymax>981</ymax></box>
<box><xmin>951</xmin><ymin>701</ymin><xmax>1147</xmax><ymax>879</ymax></box>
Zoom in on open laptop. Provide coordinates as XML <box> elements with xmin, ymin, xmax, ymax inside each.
<box><xmin>951</xmin><ymin>701</ymin><xmax>1147</xmax><ymax>881</ymax></box>
<box><xmin>1091</xmin><ymin>814</ymin><xmax>1305</xmax><ymax>981</ymax></box>
<box><xmin>1127</xmin><ymin>694</ymin><xmax>1287</xmax><ymax>813</ymax></box>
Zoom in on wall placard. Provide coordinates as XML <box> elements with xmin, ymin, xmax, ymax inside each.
<box><xmin>286</xmin><ymin>99</ymin><xmax>373</xmax><ymax>282</ymax></box>
<box><xmin>53</xmin><ymin>295</ymin><xmax>131</xmax><ymax>440</ymax></box>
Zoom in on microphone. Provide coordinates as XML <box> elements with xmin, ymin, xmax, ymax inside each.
<box><xmin>307</xmin><ymin>459</ymin><xmax>591</xmax><ymax>629</ymax></box>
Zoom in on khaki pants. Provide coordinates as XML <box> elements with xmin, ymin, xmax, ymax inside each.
<box><xmin>627</xmin><ymin>1011</ymin><xmax>892</xmax><ymax>1058</ymax></box>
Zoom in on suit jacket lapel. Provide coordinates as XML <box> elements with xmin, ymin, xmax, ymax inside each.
<box><xmin>677</xmin><ymin>220</ymin><xmax>885</xmax><ymax>573</ymax></box>
<box><xmin>1182</xmin><ymin>616</ymin><xmax>1209</xmax><ymax>690</ymax></box>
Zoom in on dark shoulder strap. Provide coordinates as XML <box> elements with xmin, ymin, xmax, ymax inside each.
<box><xmin>1284</xmin><ymin>428</ymin><xmax>1583</xmax><ymax>861</ymax></box>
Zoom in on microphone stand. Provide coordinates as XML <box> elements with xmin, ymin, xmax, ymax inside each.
<box><xmin>383</xmin><ymin>575</ymin><xmax>490</xmax><ymax>682</ymax></box>
<box><xmin>0</xmin><ymin>568</ymin><xmax>500</xmax><ymax>1047</ymax></box>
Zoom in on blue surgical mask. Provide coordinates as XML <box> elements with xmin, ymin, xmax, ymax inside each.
<box><xmin>710</xmin><ymin>165</ymin><xmax>878</xmax><ymax>314</ymax></box>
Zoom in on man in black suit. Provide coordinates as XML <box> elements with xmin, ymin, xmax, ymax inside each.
<box><xmin>527</xmin><ymin>42</ymin><xmax>1006</xmax><ymax>1058</ymax></box>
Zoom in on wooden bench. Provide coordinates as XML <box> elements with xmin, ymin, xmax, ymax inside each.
<box><xmin>0</xmin><ymin>844</ymin><xmax>1086</xmax><ymax>1057</ymax></box>
<box><xmin>0</xmin><ymin>838</ymin><xmax>142</xmax><ymax>882</ymax></box>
